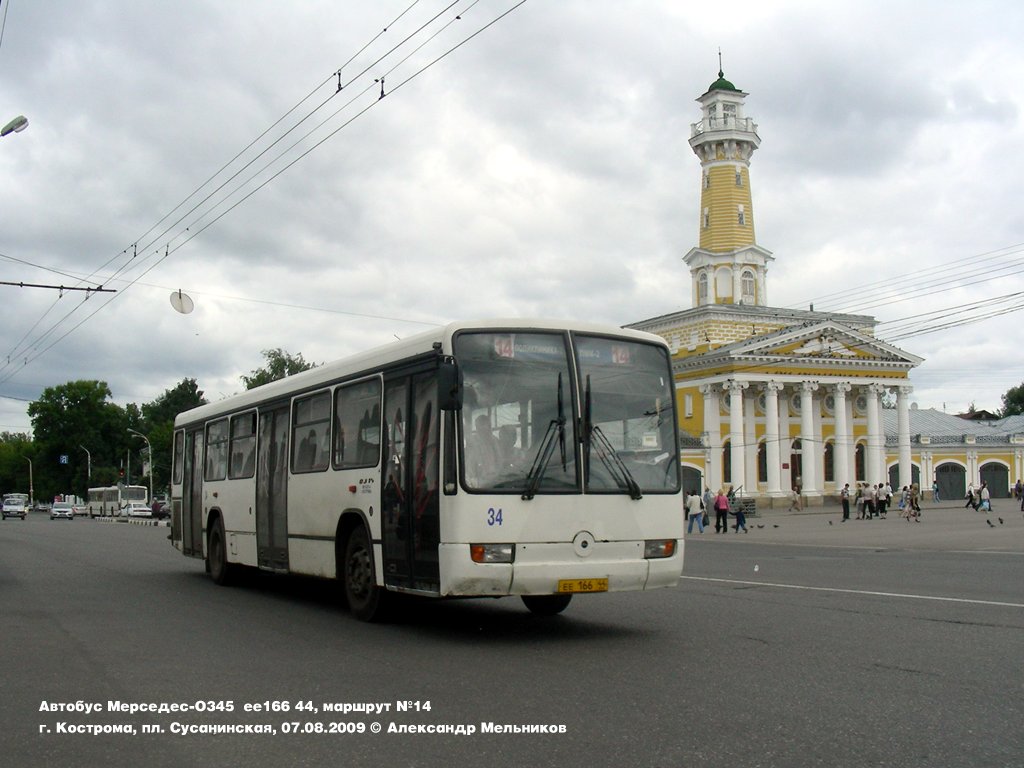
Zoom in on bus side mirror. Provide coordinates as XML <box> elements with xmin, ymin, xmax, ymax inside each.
<box><xmin>438</xmin><ymin>358</ymin><xmax>462</xmax><ymax>411</ymax></box>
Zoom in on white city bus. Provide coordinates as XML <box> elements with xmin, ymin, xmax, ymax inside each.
<box><xmin>86</xmin><ymin>485</ymin><xmax>148</xmax><ymax>517</ymax></box>
<box><xmin>170</xmin><ymin>319</ymin><xmax>683</xmax><ymax>620</ymax></box>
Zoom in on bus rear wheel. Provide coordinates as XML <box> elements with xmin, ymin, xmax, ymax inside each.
<box><xmin>522</xmin><ymin>594</ymin><xmax>572</xmax><ymax>616</ymax></box>
<box><xmin>343</xmin><ymin>526</ymin><xmax>386</xmax><ymax>622</ymax></box>
<box><xmin>207</xmin><ymin>516</ymin><xmax>233</xmax><ymax>586</ymax></box>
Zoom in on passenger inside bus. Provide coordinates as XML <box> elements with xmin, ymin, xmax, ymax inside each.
<box><xmin>467</xmin><ymin>414</ymin><xmax>500</xmax><ymax>483</ymax></box>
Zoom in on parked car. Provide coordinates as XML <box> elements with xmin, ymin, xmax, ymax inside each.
<box><xmin>50</xmin><ymin>501</ymin><xmax>75</xmax><ymax>520</ymax></box>
<box><xmin>124</xmin><ymin>502</ymin><xmax>153</xmax><ymax>518</ymax></box>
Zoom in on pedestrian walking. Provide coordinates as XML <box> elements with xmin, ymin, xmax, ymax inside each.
<box><xmin>788</xmin><ymin>486</ymin><xmax>802</xmax><ymax>512</ymax></box>
<box><xmin>732</xmin><ymin>497</ymin><xmax>748</xmax><ymax>533</ymax></box>
<box><xmin>878</xmin><ymin>483</ymin><xmax>891</xmax><ymax>519</ymax></box>
<box><xmin>965</xmin><ymin>483</ymin><xmax>977</xmax><ymax>509</ymax></box>
<box><xmin>686</xmin><ymin>490</ymin><xmax>704</xmax><ymax>534</ymax></box>
<box><xmin>855</xmin><ymin>483</ymin><xmax>865</xmax><ymax>519</ymax></box>
<box><xmin>713</xmin><ymin>489</ymin><xmax>730</xmax><ymax>533</ymax></box>
<box><xmin>910</xmin><ymin>483</ymin><xmax>921</xmax><ymax>520</ymax></box>
<box><xmin>980</xmin><ymin>482</ymin><xmax>991</xmax><ymax>512</ymax></box>
<box><xmin>932</xmin><ymin>480</ymin><xmax>941</xmax><ymax>502</ymax></box>
<box><xmin>840</xmin><ymin>483</ymin><xmax>851</xmax><ymax>521</ymax></box>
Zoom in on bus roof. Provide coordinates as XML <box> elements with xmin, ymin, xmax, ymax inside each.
<box><xmin>174</xmin><ymin>318</ymin><xmax>668</xmax><ymax>429</ymax></box>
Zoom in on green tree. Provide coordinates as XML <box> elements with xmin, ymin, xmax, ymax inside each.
<box><xmin>241</xmin><ymin>349</ymin><xmax>316</xmax><ymax>390</ymax></box>
<box><xmin>1001</xmin><ymin>383</ymin><xmax>1024</xmax><ymax>417</ymax></box>
<box><xmin>140</xmin><ymin>378</ymin><xmax>207</xmax><ymax>495</ymax></box>
<box><xmin>0</xmin><ymin>432</ymin><xmax>35</xmax><ymax>501</ymax></box>
<box><xmin>27</xmin><ymin>380</ymin><xmax>128</xmax><ymax>500</ymax></box>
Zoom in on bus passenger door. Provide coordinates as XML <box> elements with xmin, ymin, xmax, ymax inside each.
<box><xmin>381</xmin><ymin>372</ymin><xmax>440</xmax><ymax>593</ymax></box>
<box><xmin>181</xmin><ymin>429</ymin><xmax>204</xmax><ymax>557</ymax></box>
<box><xmin>256</xmin><ymin>405</ymin><xmax>290</xmax><ymax>571</ymax></box>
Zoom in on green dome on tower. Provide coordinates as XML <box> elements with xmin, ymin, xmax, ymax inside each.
<box><xmin>708</xmin><ymin>69</ymin><xmax>740</xmax><ymax>93</ymax></box>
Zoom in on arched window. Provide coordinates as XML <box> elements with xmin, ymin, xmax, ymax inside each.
<box><xmin>698</xmin><ymin>272</ymin><xmax>709</xmax><ymax>302</ymax></box>
<box><xmin>741</xmin><ymin>270</ymin><xmax>756</xmax><ymax>304</ymax></box>
<box><xmin>715</xmin><ymin>267</ymin><xmax>732</xmax><ymax>301</ymax></box>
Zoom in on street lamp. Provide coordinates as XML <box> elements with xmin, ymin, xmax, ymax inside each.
<box><xmin>1</xmin><ymin>115</ymin><xmax>28</xmax><ymax>137</ymax></box>
<box><xmin>127</xmin><ymin>429</ymin><xmax>153</xmax><ymax>504</ymax></box>
<box><xmin>79</xmin><ymin>444</ymin><xmax>92</xmax><ymax>485</ymax></box>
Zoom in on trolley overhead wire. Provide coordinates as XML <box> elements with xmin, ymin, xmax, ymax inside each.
<box><xmin>0</xmin><ymin>0</ymin><xmax>527</xmax><ymax>387</ymax></box>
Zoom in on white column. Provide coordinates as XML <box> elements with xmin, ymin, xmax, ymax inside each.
<box><xmin>764</xmin><ymin>382</ymin><xmax>783</xmax><ymax>496</ymax></box>
<box><xmin>701</xmin><ymin>384</ymin><xmax>722</xmax><ymax>494</ymax></box>
<box><xmin>800</xmin><ymin>382</ymin><xmax>819</xmax><ymax>495</ymax></box>
<box><xmin>726</xmin><ymin>381</ymin><xmax>748</xmax><ymax>493</ymax></box>
<box><xmin>897</xmin><ymin>385</ymin><xmax>913</xmax><ymax>490</ymax></box>
<box><xmin>755</xmin><ymin>269</ymin><xmax>767</xmax><ymax>306</ymax></box>
<box><xmin>779</xmin><ymin>388</ymin><xmax>792</xmax><ymax>491</ymax></box>
<box><xmin>833</xmin><ymin>383</ymin><xmax>852</xmax><ymax>487</ymax></box>
<box><xmin>744</xmin><ymin>390</ymin><xmax>757</xmax><ymax>493</ymax></box>
<box><xmin>865</xmin><ymin>384</ymin><xmax>885</xmax><ymax>485</ymax></box>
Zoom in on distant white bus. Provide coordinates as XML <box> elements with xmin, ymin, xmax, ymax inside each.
<box><xmin>86</xmin><ymin>485</ymin><xmax>148</xmax><ymax>518</ymax></box>
<box><xmin>171</xmin><ymin>319</ymin><xmax>683</xmax><ymax>620</ymax></box>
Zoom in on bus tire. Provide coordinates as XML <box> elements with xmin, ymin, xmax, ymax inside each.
<box><xmin>522</xmin><ymin>594</ymin><xmax>572</xmax><ymax>616</ymax></box>
<box><xmin>342</xmin><ymin>525</ymin><xmax>386</xmax><ymax>622</ymax></box>
<box><xmin>207</xmin><ymin>515</ymin><xmax>233</xmax><ymax>586</ymax></box>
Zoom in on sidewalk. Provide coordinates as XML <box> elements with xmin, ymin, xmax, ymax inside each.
<box><xmin>689</xmin><ymin>499</ymin><xmax>1024</xmax><ymax>552</ymax></box>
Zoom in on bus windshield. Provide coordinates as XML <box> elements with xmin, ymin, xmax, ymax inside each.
<box><xmin>456</xmin><ymin>331</ymin><xmax>578</xmax><ymax>494</ymax></box>
<box><xmin>454</xmin><ymin>330</ymin><xmax>679</xmax><ymax>495</ymax></box>
<box><xmin>574</xmin><ymin>333</ymin><xmax>679</xmax><ymax>494</ymax></box>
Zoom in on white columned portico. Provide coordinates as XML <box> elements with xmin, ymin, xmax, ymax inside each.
<box><xmin>726</xmin><ymin>380</ymin><xmax>748</xmax><ymax>492</ymax></box>
<box><xmin>764</xmin><ymin>382</ymin><xmax>784</xmax><ymax>496</ymax></box>
<box><xmin>897</xmin><ymin>385</ymin><xmax>913</xmax><ymax>489</ymax></box>
<box><xmin>865</xmin><ymin>384</ymin><xmax>885</xmax><ymax>484</ymax></box>
<box><xmin>799</xmin><ymin>382</ymin><xmax>819</xmax><ymax>495</ymax></box>
<box><xmin>701</xmin><ymin>384</ymin><xmax>722</xmax><ymax>493</ymax></box>
<box><xmin>833</xmin><ymin>382</ymin><xmax>852</xmax><ymax>487</ymax></box>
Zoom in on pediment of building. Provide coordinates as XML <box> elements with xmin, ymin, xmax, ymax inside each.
<box><xmin>674</xmin><ymin>319</ymin><xmax>922</xmax><ymax>373</ymax></box>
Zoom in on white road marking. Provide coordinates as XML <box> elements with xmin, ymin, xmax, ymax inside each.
<box><xmin>681</xmin><ymin>576</ymin><xmax>1024</xmax><ymax>609</ymax></box>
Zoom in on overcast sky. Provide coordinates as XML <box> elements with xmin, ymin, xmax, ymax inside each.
<box><xmin>2</xmin><ymin>0</ymin><xmax>1023</xmax><ymax>434</ymax></box>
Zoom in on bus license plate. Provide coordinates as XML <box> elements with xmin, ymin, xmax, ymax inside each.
<box><xmin>557</xmin><ymin>578</ymin><xmax>608</xmax><ymax>593</ymax></box>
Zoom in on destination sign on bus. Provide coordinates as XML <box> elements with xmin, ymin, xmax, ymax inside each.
<box><xmin>491</xmin><ymin>334</ymin><xmax>564</xmax><ymax>361</ymax></box>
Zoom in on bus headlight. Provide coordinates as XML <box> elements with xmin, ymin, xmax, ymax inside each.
<box><xmin>470</xmin><ymin>543</ymin><xmax>515</xmax><ymax>564</ymax></box>
<box><xmin>644</xmin><ymin>539</ymin><xmax>676</xmax><ymax>559</ymax></box>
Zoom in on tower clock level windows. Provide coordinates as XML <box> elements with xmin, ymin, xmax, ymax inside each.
<box><xmin>742</xmin><ymin>271</ymin><xmax>755</xmax><ymax>303</ymax></box>
<box><xmin>738</xmin><ymin>204</ymin><xmax>746</xmax><ymax>225</ymax></box>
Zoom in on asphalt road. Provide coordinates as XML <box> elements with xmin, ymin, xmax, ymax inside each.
<box><xmin>1</xmin><ymin>509</ymin><xmax>1021</xmax><ymax>768</ymax></box>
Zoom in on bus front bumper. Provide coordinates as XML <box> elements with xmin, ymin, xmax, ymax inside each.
<box><xmin>437</xmin><ymin>540</ymin><xmax>682</xmax><ymax>598</ymax></box>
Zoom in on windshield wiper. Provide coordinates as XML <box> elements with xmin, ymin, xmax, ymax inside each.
<box><xmin>521</xmin><ymin>373</ymin><xmax>566</xmax><ymax>501</ymax></box>
<box><xmin>583</xmin><ymin>374</ymin><xmax>642</xmax><ymax>500</ymax></box>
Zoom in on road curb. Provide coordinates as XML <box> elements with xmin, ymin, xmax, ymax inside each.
<box><xmin>93</xmin><ymin>516</ymin><xmax>169</xmax><ymax>527</ymax></box>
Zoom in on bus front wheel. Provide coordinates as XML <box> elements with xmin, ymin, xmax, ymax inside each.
<box><xmin>343</xmin><ymin>526</ymin><xmax>386</xmax><ymax>622</ymax></box>
<box><xmin>207</xmin><ymin>516</ymin><xmax>233</xmax><ymax>586</ymax></box>
<box><xmin>522</xmin><ymin>594</ymin><xmax>572</xmax><ymax>616</ymax></box>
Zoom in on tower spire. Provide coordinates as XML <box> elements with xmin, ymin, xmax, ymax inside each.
<box><xmin>683</xmin><ymin>67</ymin><xmax>773</xmax><ymax>307</ymax></box>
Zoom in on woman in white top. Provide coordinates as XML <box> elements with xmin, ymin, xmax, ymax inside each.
<box><xmin>686</xmin><ymin>490</ymin><xmax>704</xmax><ymax>534</ymax></box>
